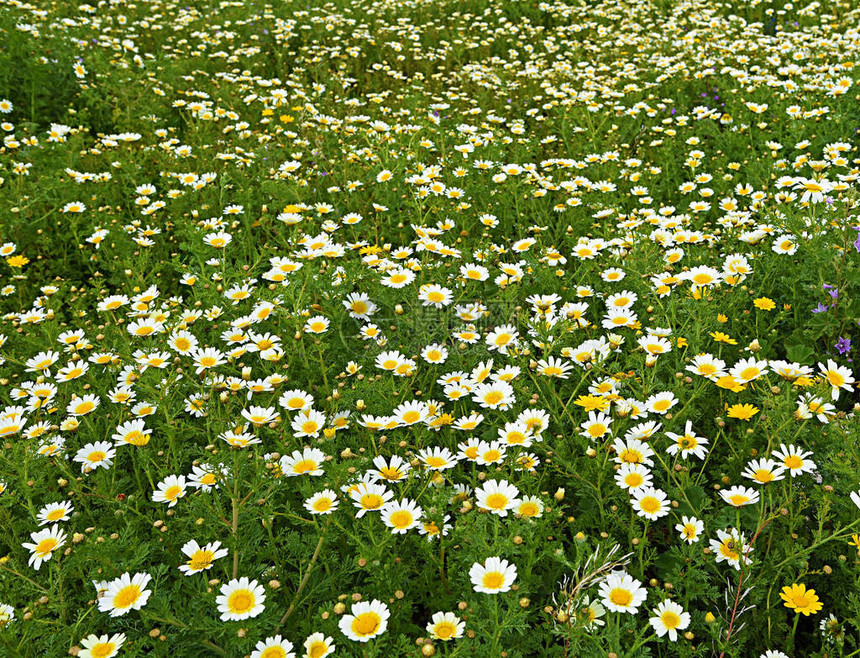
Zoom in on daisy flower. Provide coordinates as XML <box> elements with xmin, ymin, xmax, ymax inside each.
<box><xmin>305</xmin><ymin>489</ymin><xmax>339</xmax><ymax>515</ymax></box>
<box><xmin>818</xmin><ymin>359</ymin><xmax>855</xmax><ymax>400</ymax></box>
<box><xmin>631</xmin><ymin>487</ymin><xmax>670</xmax><ymax>520</ymax></box>
<box><xmin>418</xmin><ymin>446</ymin><xmax>459</xmax><ymax>471</ymax></box>
<box><xmin>710</xmin><ymin>528</ymin><xmax>753</xmax><ymax>570</ymax></box>
<box><xmin>280</xmin><ymin>448</ymin><xmax>326</xmax><ymax>477</ymax></box>
<box><xmin>418</xmin><ymin>284</ymin><xmax>453</xmax><ymax>308</ymax></box>
<box><xmin>475</xmin><ymin>479</ymin><xmax>520</xmax><ymax>517</ymax></box>
<box><xmin>22</xmin><ymin>526</ymin><xmax>66</xmax><ymax>570</ymax></box>
<box><xmin>112</xmin><ymin>419</ymin><xmax>151</xmax><ymax>447</ymax></box>
<box><xmin>279</xmin><ymin>389</ymin><xmax>314</xmax><ymax>412</ymax></box>
<box><xmin>780</xmin><ymin>583</ymin><xmax>823</xmax><ymax>616</ymax></box>
<box><xmin>381</xmin><ymin>499</ymin><xmax>423</xmax><ymax>534</ymax></box>
<box><xmin>471</xmin><ymin>381</ymin><xmax>515</xmax><ymax>410</ymax></box>
<box><xmin>37</xmin><ymin>501</ymin><xmax>73</xmax><ymax>525</ymax></box>
<box><xmin>576</xmin><ymin>595</ymin><xmax>606</xmax><ymax>629</ymax></box>
<box><xmin>665</xmin><ymin>421</ymin><xmax>709</xmax><ymax>460</ymax></box>
<box><xmin>771</xmin><ymin>444</ymin><xmax>816</xmax><ymax>477</ymax></box>
<box><xmin>515</xmin><ymin>496</ymin><xmax>544</xmax><ymax>518</ymax></box>
<box><xmin>470</xmin><ymin>556</ymin><xmax>517</xmax><ymax>594</ymax></box>
<box><xmin>686</xmin><ymin>353</ymin><xmax>727</xmax><ymax>380</ymax></box>
<box><xmin>152</xmin><ymin>475</ymin><xmax>187</xmax><ymax>507</ymax></box>
<box><xmin>675</xmin><ymin>516</ymin><xmax>704</xmax><ymax>544</ymax></box>
<box><xmin>742</xmin><ymin>459</ymin><xmax>786</xmax><ymax>485</ymax></box>
<box><xmin>78</xmin><ymin>633</ymin><xmax>126</xmax><ymax>658</ymax></box>
<box><xmin>0</xmin><ymin>603</ymin><xmax>13</xmax><ymax>626</ymax></box>
<box><xmin>486</xmin><ymin>324</ymin><xmax>519</xmax><ymax>354</ymax></box>
<box><xmin>250</xmin><ymin>635</ymin><xmax>295</xmax><ymax>658</ymax></box>
<box><xmin>645</xmin><ymin>391</ymin><xmax>677</xmax><ymax>415</ymax></box>
<box><xmin>730</xmin><ymin>357</ymin><xmax>769</xmax><ymax>383</ymax></box>
<box><xmin>350</xmin><ymin>482</ymin><xmax>394</xmax><ymax>517</ymax></box>
<box><xmin>598</xmin><ymin>571</ymin><xmax>647</xmax><ymax>614</ymax></box>
<box><xmin>649</xmin><ymin>600</ymin><xmax>690</xmax><ymax>641</ymax></box>
<box><xmin>372</xmin><ymin>454</ymin><xmax>411</xmax><ymax>482</ymax></box>
<box><xmin>339</xmin><ymin>599</ymin><xmax>390</xmax><ymax>642</ymax></box>
<box><xmin>98</xmin><ymin>572</ymin><xmax>152</xmax><ymax>616</ymax></box>
<box><xmin>426</xmin><ymin>611</ymin><xmax>465</xmax><ymax>641</ymax></box>
<box><xmin>474</xmin><ymin>440</ymin><xmax>507</xmax><ymax>465</ymax></box>
<box><xmin>178</xmin><ymin>540</ymin><xmax>228</xmax><ymax>575</ymax></box>
<box><xmin>216</xmin><ymin>577</ymin><xmax>266</xmax><ymax>621</ymax></box>
<box><xmin>720</xmin><ymin>485</ymin><xmax>760</xmax><ymax>507</ymax></box>
<box><xmin>74</xmin><ymin>441</ymin><xmax>115</xmax><ymax>473</ymax></box>
<box><xmin>291</xmin><ymin>409</ymin><xmax>326</xmax><ymax>438</ymax></box>
<box><xmin>615</xmin><ymin>463</ymin><xmax>653</xmax><ymax>492</ymax></box>
<box><xmin>303</xmin><ymin>633</ymin><xmax>335</xmax><ymax>658</ymax></box>
<box><xmin>612</xmin><ymin>438</ymin><xmax>655</xmax><ymax>467</ymax></box>
<box><xmin>580</xmin><ymin>411</ymin><xmax>612</xmax><ymax>441</ymax></box>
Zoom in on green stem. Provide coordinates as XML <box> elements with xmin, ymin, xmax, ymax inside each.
<box><xmin>276</xmin><ymin>519</ymin><xmax>330</xmax><ymax>630</ymax></box>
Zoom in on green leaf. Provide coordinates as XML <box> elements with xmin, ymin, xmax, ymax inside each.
<box><xmin>786</xmin><ymin>343</ymin><xmax>815</xmax><ymax>364</ymax></box>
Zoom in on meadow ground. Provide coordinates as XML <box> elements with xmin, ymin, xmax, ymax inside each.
<box><xmin>0</xmin><ymin>0</ymin><xmax>859</xmax><ymax>655</ymax></box>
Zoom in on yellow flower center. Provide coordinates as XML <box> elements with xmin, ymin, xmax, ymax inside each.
<box><xmin>125</xmin><ymin>431</ymin><xmax>149</xmax><ymax>446</ymax></box>
<box><xmin>90</xmin><ymin>643</ymin><xmax>116</xmax><ymax>658</ymax></box>
<box><xmin>485</xmin><ymin>493</ymin><xmax>509</xmax><ymax>510</ymax></box>
<box><xmin>661</xmin><ymin>611</ymin><xmax>681</xmax><ymax>629</ymax></box>
<box><xmin>482</xmin><ymin>572</ymin><xmax>505</xmax><ymax>590</ymax></box>
<box><xmin>301</xmin><ymin>421</ymin><xmax>319</xmax><ymax>434</ymax></box>
<box><xmin>308</xmin><ymin>642</ymin><xmax>328</xmax><ymax>658</ymax></box>
<box><xmin>164</xmin><ymin>485</ymin><xmax>182</xmax><ymax>501</ymax></box>
<box><xmin>113</xmin><ymin>584</ymin><xmax>142</xmax><ymax>609</ymax></box>
<box><xmin>351</xmin><ymin>612</ymin><xmax>381</xmax><ymax>637</ymax></box>
<box><xmin>227</xmin><ymin>590</ymin><xmax>254</xmax><ymax>614</ymax></box>
<box><xmin>754</xmin><ymin>470</ymin><xmax>773</xmax><ymax>483</ymax></box>
<box><xmin>184</xmin><ymin>547</ymin><xmax>213</xmax><ymax>570</ymax></box>
<box><xmin>434</xmin><ymin>621</ymin><xmax>457</xmax><ymax>639</ymax></box>
<box><xmin>361</xmin><ymin>494</ymin><xmax>383</xmax><ymax>510</ymax></box>
<box><xmin>260</xmin><ymin>647</ymin><xmax>286</xmax><ymax>658</ymax></box>
<box><xmin>721</xmin><ymin>542</ymin><xmax>739</xmax><ymax>560</ymax></box>
<box><xmin>293</xmin><ymin>459</ymin><xmax>317</xmax><ymax>474</ymax></box>
<box><xmin>740</xmin><ymin>367</ymin><xmax>760</xmax><ymax>381</ymax></box>
<box><xmin>620</xmin><ymin>450</ymin><xmax>642</xmax><ymax>464</ymax></box>
<box><xmin>389</xmin><ymin>510</ymin><xmax>413</xmax><ymax>528</ymax></box>
<box><xmin>482</xmin><ymin>450</ymin><xmax>502</xmax><ymax>462</ymax></box>
<box><xmin>827</xmin><ymin>371</ymin><xmax>845</xmax><ymax>387</ymax></box>
<box><xmin>609</xmin><ymin>588</ymin><xmax>632</xmax><ymax>607</ymax></box>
